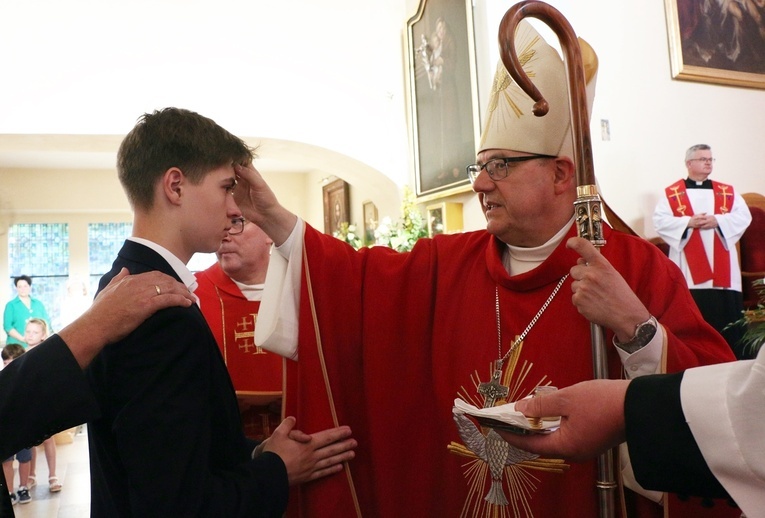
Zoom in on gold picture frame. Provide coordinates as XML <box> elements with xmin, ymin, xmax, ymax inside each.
<box><xmin>426</xmin><ymin>202</ymin><xmax>463</xmax><ymax>237</ymax></box>
<box><xmin>664</xmin><ymin>0</ymin><xmax>765</xmax><ymax>89</ymax></box>
<box><xmin>406</xmin><ymin>0</ymin><xmax>481</xmax><ymax>199</ymax></box>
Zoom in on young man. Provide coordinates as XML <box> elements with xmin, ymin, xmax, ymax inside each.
<box><xmin>86</xmin><ymin>108</ymin><xmax>356</xmax><ymax>517</ymax></box>
<box><xmin>0</xmin><ymin>268</ymin><xmax>196</xmax><ymax>514</ymax></box>
<box><xmin>233</xmin><ymin>23</ymin><xmax>737</xmax><ymax>518</ymax></box>
<box><xmin>653</xmin><ymin>144</ymin><xmax>752</xmax><ymax>358</ymax></box>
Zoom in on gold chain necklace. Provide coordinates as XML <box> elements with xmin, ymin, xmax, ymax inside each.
<box><xmin>479</xmin><ymin>274</ymin><xmax>569</xmax><ymax>408</ymax></box>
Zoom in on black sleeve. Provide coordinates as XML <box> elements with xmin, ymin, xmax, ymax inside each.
<box><xmin>0</xmin><ymin>335</ymin><xmax>99</xmax><ymax>459</ymax></box>
<box><xmin>625</xmin><ymin>372</ymin><xmax>728</xmax><ymax>498</ymax></box>
<box><xmin>87</xmin><ymin>304</ymin><xmax>289</xmax><ymax>517</ymax></box>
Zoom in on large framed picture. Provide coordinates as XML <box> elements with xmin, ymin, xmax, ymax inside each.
<box><xmin>664</xmin><ymin>0</ymin><xmax>765</xmax><ymax>89</ymax></box>
<box><xmin>322</xmin><ymin>179</ymin><xmax>350</xmax><ymax>235</ymax></box>
<box><xmin>406</xmin><ymin>0</ymin><xmax>481</xmax><ymax>199</ymax></box>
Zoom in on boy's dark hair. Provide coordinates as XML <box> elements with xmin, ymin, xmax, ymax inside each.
<box><xmin>117</xmin><ymin>107</ymin><xmax>255</xmax><ymax>210</ymax></box>
<box><xmin>14</xmin><ymin>275</ymin><xmax>32</xmax><ymax>287</ymax></box>
<box><xmin>2</xmin><ymin>343</ymin><xmax>25</xmax><ymax>361</ymax></box>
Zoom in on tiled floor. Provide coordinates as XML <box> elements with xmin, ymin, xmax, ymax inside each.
<box><xmin>8</xmin><ymin>427</ymin><xmax>90</xmax><ymax>518</ymax></box>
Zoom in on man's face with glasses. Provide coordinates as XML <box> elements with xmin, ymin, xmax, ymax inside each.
<box><xmin>217</xmin><ymin>216</ymin><xmax>273</xmax><ymax>283</ymax></box>
<box><xmin>469</xmin><ymin>150</ymin><xmax>568</xmax><ymax>247</ymax></box>
<box><xmin>686</xmin><ymin>151</ymin><xmax>714</xmax><ymax>181</ymax></box>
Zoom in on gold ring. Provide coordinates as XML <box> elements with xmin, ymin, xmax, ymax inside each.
<box><xmin>154</xmin><ymin>285</ymin><xmax>161</xmax><ymax>296</ymax></box>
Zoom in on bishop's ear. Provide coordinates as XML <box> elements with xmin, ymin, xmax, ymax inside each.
<box><xmin>552</xmin><ymin>157</ymin><xmax>576</xmax><ymax>193</ymax></box>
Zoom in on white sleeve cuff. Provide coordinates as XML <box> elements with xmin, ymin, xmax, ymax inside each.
<box><xmin>616</xmin><ymin>325</ymin><xmax>664</xmax><ymax>378</ymax></box>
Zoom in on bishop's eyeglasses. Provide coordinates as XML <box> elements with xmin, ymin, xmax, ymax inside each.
<box><xmin>466</xmin><ymin>155</ymin><xmax>555</xmax><ymax>184</ymax></box>
<box><xmin>229</xmin><ymin>217</ymin><xmax>246</xmax><ymax>235</ymax></box>
<box><xmin>689</xmin><ymin>158</ymin><xmax>715</xmax><ymax>163</ymax></box>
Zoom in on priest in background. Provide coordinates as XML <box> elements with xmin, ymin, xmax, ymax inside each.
<box><xmin>235</xmin><ymin>21</ymin><xmax>738</xmax><ymax>518</ymax></box>
<box><xmin>196</xmin><ymin>214</ymin><xmax>283</xmax><ymax>440</ymax></box>
<box><xmin>653</xmin><ymin>144</ymin><xmax>751</xmax><ymax>358</ymax></box>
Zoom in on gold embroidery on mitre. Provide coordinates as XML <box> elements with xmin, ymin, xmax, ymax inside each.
<box><xmin>484</xmin><ymin>35</ymin><xmax>540</xmax><ymax>127</ymax></box>
<box><xmin>449</xmin><ymin>340</ymin><xmax>569</xmax><ymax>518</ymax></box>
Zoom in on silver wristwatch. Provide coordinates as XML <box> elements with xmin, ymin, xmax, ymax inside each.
<box><xmin>613</xmin><ymin>316</ymin><xmax>658</xmax><ymax>354</ymax></box>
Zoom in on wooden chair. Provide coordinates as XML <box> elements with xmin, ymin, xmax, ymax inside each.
<box><xmin>740</xmin><ymin>193</ymin><xmax>765</xmax><ymax>308</ymax></box>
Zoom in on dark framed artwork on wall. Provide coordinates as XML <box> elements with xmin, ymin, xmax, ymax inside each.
<box><xmin>322</xmin><ymin>179</ymin><xmax>350</xmax><ymax>235</ymax></box>
<box><xmin>664</xmin><ymin>0</ymin><xmax>765</xmax><ymax>89</ymax></box>
<box><xmin>407</xmin><ymin>0</ymin><xmax>481</xmax><ymax>199</ymax></box>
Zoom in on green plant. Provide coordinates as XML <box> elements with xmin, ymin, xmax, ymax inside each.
<box><xmin>727</xmin><ymin>277</ymin><xmax>765</xmax><ymax>357</ymax></box>
<box><xmin>333</xmin><ymin>222</ymin><xmax>362</xmax><ymax>249</ymax></box>
<box><xmin>373</xmin><ymin>186</ymin><xmax>428</xmax><ymax>252</ymax></box>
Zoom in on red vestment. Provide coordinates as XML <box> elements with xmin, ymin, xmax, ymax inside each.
<box><xmin>195</xmin><ymin>263</ymin><xmax>282</xmax><ymax>440</ymax></box>
<box><xmin>285</xmin><ymin>223</ymin><xmax>737</xmax><ymax>518</ymax></box>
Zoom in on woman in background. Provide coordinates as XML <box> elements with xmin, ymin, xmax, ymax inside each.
<box><xmin>3</xmin><ymin>275</ymin><xmax>50</xmax><ymax>348</ymax></box>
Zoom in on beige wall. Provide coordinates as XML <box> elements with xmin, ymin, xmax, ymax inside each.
<box><xmin>0</xmin><ymin>168</ymin><xmax>312</xmax><ymax>315</ymax></box>
<box><xmin>2</xmin><ymin>0</ymin><xmax>764</xmax><ymax>310</ymax></box>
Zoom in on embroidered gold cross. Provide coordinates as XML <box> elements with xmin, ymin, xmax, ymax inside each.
<box><xmin>669</xmin><ymin>187</ymin><xmax>687</xmax><ymax>215</ymax></box>
<box><xmin>234</xmin><ymin>313</ymin><xmax>265</xmax><ymax>355</ymax></box>
<box><xmin>717</xmin><ymin>186</ymin><xmax>732</xmax><ymax>214</ymax></box>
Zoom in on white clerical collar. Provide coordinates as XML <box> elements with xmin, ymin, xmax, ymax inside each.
<box><xmin>126</xmin><ymin>236</ymin><xmax>198</xmax><ymax>293</ymax></box>
<box><xmin>232</xmin><ymin>279</ymin><xmax>265</xmax><ymax>302</ymax></box>
<box><xmin>502</xmin><ymin>216</ymin><xmax>575</xmax><ymax>276</ymax></box>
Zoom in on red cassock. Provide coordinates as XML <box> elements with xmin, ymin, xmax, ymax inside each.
<box><xmin>195</xmin><ymin>263</ymin><xmax>283</xmax><ymax>439</ymax></box>
<box><xmin>284</xmin><ymin>222</ymin><xmax>738</xmax><ymax>518</ymax></box>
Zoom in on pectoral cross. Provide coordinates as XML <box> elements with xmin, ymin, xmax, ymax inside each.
<box><xmin>478</xmin><ymin>362</ymin><xmax>509</xmax><ymax>408</ymax></box>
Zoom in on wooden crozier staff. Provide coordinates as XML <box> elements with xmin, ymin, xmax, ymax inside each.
<box><xmin>498</xmin><ymin>2</ymin><xmax>615</xmax><ymax>518</ymax></box>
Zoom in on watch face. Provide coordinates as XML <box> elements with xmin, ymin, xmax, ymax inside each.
<box><xmin>636</xmin><ymin>321</ymin><xmax>657</xmax><ymax>344</ymax></box>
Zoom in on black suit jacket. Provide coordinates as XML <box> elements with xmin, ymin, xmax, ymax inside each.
<box><xmin>85</xmin><ymin>240</ymin><xmax>288</xmax><ymax>517</ymax></box>
<box><xmin>0</xmin><ymin>336</ymin><xmax>98</xmax><ymax>517</ymax></box>
<box><xmin>625</xmin><ymin>372</ymin><xmax>729</xmax><ymax>499</ymax></box>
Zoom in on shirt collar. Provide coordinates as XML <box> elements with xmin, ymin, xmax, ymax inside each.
<box><xmin>126</xmin><ymin>237</ymin><xmax>198</xmax><ymax>293</ymax></box>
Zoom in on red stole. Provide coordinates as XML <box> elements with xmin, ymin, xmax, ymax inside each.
<box><xmin>665</xmin><ymin>179</ymin><xmax>733</xmax><ymax>287</ymax></box>
<box><xmin>194</xmin><ymin>264</ymin><xmax>282</xmax><ymax>393</ymax></box>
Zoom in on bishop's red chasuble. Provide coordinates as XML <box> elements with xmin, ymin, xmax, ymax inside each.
<box><xmin>284</xmin><ymin>223</ymin><xmax>737</xmax><ymax>518</ymax></box>
<box><xmin>195</xmin><ymin>263</ymin><xmax>282</xmax><ymax>439</ymax></box>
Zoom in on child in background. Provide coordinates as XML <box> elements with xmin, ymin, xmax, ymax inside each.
<box><xmin>2</xmin><ymin>344</ymin><xmax>33</xmax><ymax>504</ymax></box>
<box><xmin>24</xmin><ymin>318</ymin><xmax>63</xmax><ymax>493</ymax></box>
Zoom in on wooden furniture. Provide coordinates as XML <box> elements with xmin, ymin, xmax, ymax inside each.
<box><xmin>741</xmin><ymin>193</ymin><xmax>765</xmax><ymax>308</ymax></box>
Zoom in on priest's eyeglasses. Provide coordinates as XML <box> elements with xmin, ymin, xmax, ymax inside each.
<box><xmin>466</xmin><ymin>155</ymin><xmax>555</xmax><ymax>184</ymax></box>
<box><xmin>229</xmin><ymin>217</ymin><xmax>246</xmax><ymax>235</ymax></box>
<box><xmin>689</xmin><ymin>158</ymin><xmax>715</xmax><ymax>163</ymax></box>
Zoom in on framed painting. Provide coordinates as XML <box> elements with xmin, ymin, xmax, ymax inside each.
<box><xmin>407</xmin><ymin>0</ymin><xmax>481</xmax><ymax>199</ymax></box>
<box><xmin>664</xmin><ymin>0</ymin><xmax>765</xmax><ymax>89</ymax></box>
<box><xmin>322</xmin><ymin>179</ymin><xmax>350</xmax><ymax>235</ymax></box>
<box><xmin>362</xmin><ymin>201</ymin><xmax>378</xmax><ymax>245</ymax></box>
<box><xmin>426</xmin><ymin>202</ymin><xmax>463</xmax><ymax>237</ymax></box>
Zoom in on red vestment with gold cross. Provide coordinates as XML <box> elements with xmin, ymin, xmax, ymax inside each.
<box><xmin>281</xmin><ymin>223</ymin><xmax>738</xmax><ymax>517</ymax></box>
<box><xmin>195</xmin><ymin>262</ymin><xmax>282</xmax><ymax>440</ymax></box>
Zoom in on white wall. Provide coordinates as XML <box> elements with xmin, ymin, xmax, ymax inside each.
<box><xmin>468</xmin><ymin>0</ymin><xmax>765</xmax><ymax>236</ymax></box>
<box><xmin>1</xmin><ymin>0</ymin><xmax>764</xmax><ymax>239</ymax></box>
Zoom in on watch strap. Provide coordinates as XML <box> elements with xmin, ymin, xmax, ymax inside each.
<box><xmin>613</xmin><ymin>316</ymin><xmax>658</xmax><ymax>354</ymax></box>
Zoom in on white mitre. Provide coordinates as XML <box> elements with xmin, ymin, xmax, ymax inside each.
<box><xmin>478</xmin><ymin>20</ymin><xmax>598</xmax><ymax>160</ymax></box>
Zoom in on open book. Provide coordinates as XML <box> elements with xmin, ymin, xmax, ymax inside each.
<box><xmin>453</xmin><ymin>398</ymin><xmax>560</xmax><ymax>435</ymax></box>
